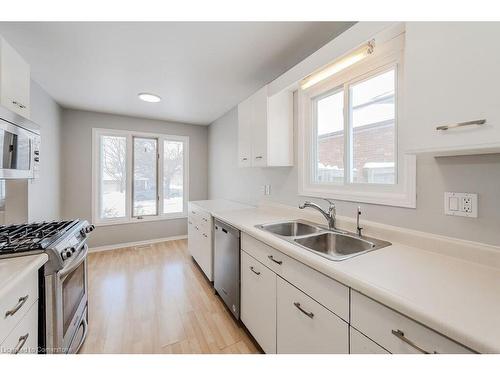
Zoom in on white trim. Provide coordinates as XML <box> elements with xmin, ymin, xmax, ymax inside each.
<box><xmin>92</xmin><ymin>128</ymin><xmax>189</xmax><ymax>225</ymax></box>
<box><xmin>89</xmin><ymin>235</ymin><xmax>188</xmax><ymax>253</ymax></box>
<box><xmin>298</xmin><ymin>31</ymin><xmax>416</xmax><ymax>208</ymax></box>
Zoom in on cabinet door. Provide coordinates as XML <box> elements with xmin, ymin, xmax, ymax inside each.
<box><xmin>237</xmin><ymin>97</ymin><xmax>252</xmax><ymax>168</ymax></box>
<box><xmin>0</xmin><ymin>38</ymin><xmax>30</xmax><ymax>119</ymax></box>
<box><xmin>404</xmin><ymin>23</ymin><xmax>500</xmax><ymax>154</ymax></box>
<box><xmin>276</xmin><ymin>277</ymin><xmax>348</xmax><ymax>354</ymax></box>
<box><xmin>240</xmin><ymin>250</ymin><xmax>276</xmax><ymax>353</ymax></box>
<box><xmin>350</xmin><ymin>327</ymin><xmax>390</xmax><ymax>354</ymax></box>
<box><xmin>251</xmin><ymin>86</ymin><xmax>268</xmax><ymax>167</ymax></box>
<box><xmin>197</xmin><ymin>227</ymin><xmax>213</xmax><ymax>281</ymax></box>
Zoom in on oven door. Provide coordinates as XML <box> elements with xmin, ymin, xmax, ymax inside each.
<box><xmin>57</xmin><ymin>244</ymin><xmax>88</xmax><ymax>353</ymax></box>
<box><xmin>0</xmin><ymin>118</ymin><xmax>39</xmax><ymax>179</ymax></box>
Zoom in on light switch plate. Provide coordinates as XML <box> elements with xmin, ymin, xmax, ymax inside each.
<box><xmin>444</xmin><ymin>192</ymin><xmax>478</xmax><ymax>218</ymax></box>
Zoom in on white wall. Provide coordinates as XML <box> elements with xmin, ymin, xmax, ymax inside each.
<box><xmin>61</xmin><ymin>108</ymin><xmax>209</xmax><ymax>247</ymax></box>
<box><xmin>208</xmin><ymin>23</ymin><xmax>500</xmax><ymax>247</ymax></box>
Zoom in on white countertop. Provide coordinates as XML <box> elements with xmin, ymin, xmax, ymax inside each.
<box><xmin>209</xmin><ymin>204</ymin><xmax>500</xmax><ymax>354</ymax></box>
<box><xmin>0</xmin><ymin>254</ymin><xmax>48</xmax><ymax>299</ymax></box>
<box><xmin>190</xmin><ymin>199</ymin><xmax>254</xmax><ymax>213</ymax></box>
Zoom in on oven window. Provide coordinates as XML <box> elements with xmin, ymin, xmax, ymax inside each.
<box><xmin>62</xmin><ymin>262</ymin><xmax>85</xmax><ymax>336</ymax></box>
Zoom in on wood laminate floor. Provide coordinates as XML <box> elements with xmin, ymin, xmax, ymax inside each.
<box><xmin>79</xmin><ymin>239</ymin><xmax>260</xmax><ymax>354</ymax></box>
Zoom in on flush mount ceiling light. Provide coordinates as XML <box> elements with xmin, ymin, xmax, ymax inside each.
<box><xmin>300</xmin><ymin>39</ymin><xmax>375</xmax><ymax>90</ymax></box>
<box><xmin>138</xmin><ymin>93</ymin><xmax>161</xmax><ymax>103</ymax></box>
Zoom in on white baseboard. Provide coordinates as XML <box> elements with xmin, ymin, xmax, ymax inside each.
<box><xmin>89</xmin><ymin>235</ymin><xmax>188</xmax><ymax>253</ymax></box>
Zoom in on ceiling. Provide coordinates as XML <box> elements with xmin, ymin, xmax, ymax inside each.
<box><xmin>0</xmin><ymin>22</ymin><xmax>354</xmax><ymax>125</ymax></box>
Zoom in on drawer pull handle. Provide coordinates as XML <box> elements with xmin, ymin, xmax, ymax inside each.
<box><xmin>202</xmin><ymin>218</ymin><xmax>208</xmax><ymax>222</ymax></box>
<box><xmin>13</xmin><ymin>333</ymin><xmax>29</xmax><ymax>354</ymax></box>
<box><xmin>267</xmin><ymin>255</ymin><xmax>282</xmax><ymax>265</ymax></box>
<box><xmin>242</xmin><ymin>157</ymin><xmax>248</xmax><ymax>161</ymax></box>
<box><xmin>202</xmin><ymin>233</ymin><xmax>208</xmax><ymax>238</ymax></box>
<box><xmin>250</xmin><ymin>266</ymin><xmax>261</xmax><ymax>275</ymax></box>
<box><xmin>195</xmin><ymin>226</ymin><xmax>199</xmax><ymax>230</ymax></box>
<box><xmin>391</xmin><ymin>329</ymin><xmax>435</xmax><ymax>354</ymax></box>
<box><xmin>188</xmin><ymin>221</ymin><xmax>193</xmax><ymax>225</ymax></box>
<box><xmin>12</xmin><ymin>101</ymin><xmax>26</xmax><ymax>109</ymax></box>
<box><xmin>293</xmin><ymin>302</ymin><xmax>314</xmax><ymax>319</ymax></box>
<box><xmin>5</xmin><ymin>295</ymin><xmax>29</xmax><ymax>318</ymax></box>
<box><xmin>191</xmin><ymin>211</ymin><xmax>196</xmax><ymax>214</ymax></box>
<box><xmin>255</xmin><ymin>156</ymin><xmax>263</xmax><ymax>160</ymax></box>
<box><xmin>436</xmin><ymin>119</ymin><xmax>486</xmax><ymax>131</ymax></box>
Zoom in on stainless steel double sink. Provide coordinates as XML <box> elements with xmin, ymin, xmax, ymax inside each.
<box><xmin>255</xmin><ymin>220</ymin><xmax>391</xmax><ymax>261</ymax></box>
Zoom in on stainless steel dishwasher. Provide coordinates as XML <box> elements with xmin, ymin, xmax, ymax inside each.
<box><xmin>214</xmin><ymin>219</ymin><xmax>240</xmax><ymax>319</ymax></box>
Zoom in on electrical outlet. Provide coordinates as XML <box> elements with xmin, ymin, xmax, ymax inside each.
<box><xmin>261</xmin><ymin>184</ymin><xmax>271</xmax><ymax>195</ymax></box>
<box><xmin>444</xmin><ymin>192</ymin><xmax>478</xmax><ymax>218</ymax></box>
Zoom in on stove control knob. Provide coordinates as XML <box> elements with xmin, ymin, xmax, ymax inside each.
<box><xmin>62</xmin><ymin>250</ymin><xmax>73</xmax><ymax>260</ymax></box>
<box><xmin>84</xmin><ymin>225</ymin><xmax>95</xmax><ymax>234</ymax></box>
<box><xmin>69</xmin><ymin>247</ymin><xmax>76</xmax><ymax>253</ymax></box>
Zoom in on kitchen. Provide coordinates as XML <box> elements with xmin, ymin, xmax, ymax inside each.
<box><xmin>0</xmin><ymin>2</ymin><xmax>499</xmax><ymax>373</ymax></box>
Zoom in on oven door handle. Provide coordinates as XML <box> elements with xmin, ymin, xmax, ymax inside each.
<box><xmin>59</xmin><ymin>244</ymin><xmax>88</xmax><ymax>278</ymax></box>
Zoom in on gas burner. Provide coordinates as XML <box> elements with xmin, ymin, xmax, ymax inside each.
<box><xmin>0</xmin><ymin>220</ymin><xmax>79</xmax><ymax>255</ymax></box>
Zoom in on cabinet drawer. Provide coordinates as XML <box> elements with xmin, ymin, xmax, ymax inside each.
<box><xmin>0</xmin><ymin>270</ymin><xmax>38</xmax><ymax>343</ymax></box>
<box><xmin>188</xmin><ymin>204</ymin><xmax>211</xmax><ymax>223</ymax></box>
<box><xmin>350</xmin><ymin>327</ymin><xmax>389</xmax><ymax>354</ymax></box>
<box><xmin>351</xmin><ymin>291</ymin><xmax>474</xmax><ymax>354</ymax></box>
<box><xmin>276</xmin><ymin>277</ymin><xmax>348</xmax><ymax>354</ymax></box>
<box><xmin>241</xmin><ymin>250</ymin><xmax>276</xmax><ymax>353</ymax></box>
<box><xmin>241</xmin><ymin>233</ymin><xmax>349</xmax><ymax>322</ymax></box>
<box><xmin>0</xmin><ymin>299</ymin><xmax>38</xmax><ymax>354</ymax></box>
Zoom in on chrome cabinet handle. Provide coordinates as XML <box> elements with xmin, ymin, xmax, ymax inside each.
<box><xmin>202</xmin><ymin>218</ymin><xmax>208</xmax><ymax>222</ymax></box>
<box><xmin>13</xmin><ymin>333</ymin><xmax>29</xmax><ymax>354</ymax></box>
<box><xmin>202</xmin><ymin>233</ymin><xmax>208</xmax><ymax>238</ymax></box>
<box><xmin>250</xmin><ymin>266</ymin><xmax>261</xmax><ymax>275</ymax></box>
<box><xmin>188</xmin><ymin>221</ymin><xmax>192</xmax><ymax>225</ymax></box>
<box><xmin>255</xmin><ymin>156</ymin><xmax>263</xmax><ymax>159</ymax></box>
<box><xmin>191</xmin><ymin>210</ymin><xmax>196</xmax><ymax>214</ymax></box>
<box><xmin>12</xmin><ymin>101</ymin><xmax>26</xmax><ymax>109</ymax></box>
<box><xmin>293</xmin><ymin>302</ymin><xmax>314</xmax><ymax>319</ymax></box>
<box><xmin>5</xmin><ymin>295</ymin><xmax>29</xmax><ymax>318</ymax></box>
<box><xmin>391</xmin><ymin>329</ymin><xmax>436</xmax><ymax>354</ymax></box>
<box><xmin>241</xmin><ymin>157</ymin><xmax>248</xmax><ymax>161</ymax></box>
<box><xmin>267</xmin><ymin>255</ymin><xmax>282</xmax><ymax>265</ymax></box>
<box><xmin>436</xmin><ymin>119</ymin><xmax>486</xmax><ymax>131</ymax></box>
<box><xmin>195</xmin><ymin>226</ymin><xmax>199</xmax><ymax>230</ymax></box>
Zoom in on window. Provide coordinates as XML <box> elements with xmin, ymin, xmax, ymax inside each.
<box><xmin>313</xmin><ymin>68</ymin><xmax>396</xmax><ymax>186</ymax></box>
<box><xmin>93</xmin><ymin>128</ymin><xmax>189</xmax><ymax>225</ymax></box>
<box><xmin>299</xmin><ymin>34</ymin><xmax>416</xmax><ymax>208</ymax></box>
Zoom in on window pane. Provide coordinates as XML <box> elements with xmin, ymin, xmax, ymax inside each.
<box><xmin>133</xmin><ymin>137</ymin><xmax>157</xmax><ymax>216</ymax></box>
<box><xmin>100</xmin><ymin>135</ymin><xmax>126</xmax><ymax>219</ymax></box>
<box><xmin>350</xmin><ymin>69</ymin><xmax>396</xmax><ymax>184</ymax></box>
<box><xmin>314</xmin><ymin>90</ymin><xmax>344</xmax><ymax>184</ymax></box>
<box><xmin>163</xmin><ymin>140</ymin><xmax>184</xmax><ymax>214</ymax></box>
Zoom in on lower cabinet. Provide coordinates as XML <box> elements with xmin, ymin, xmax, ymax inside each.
<box><xmin>187</xmin><ymin>205</ymin><xmax>213</xmax><ymax>281</ymax></box>
<box><xmin>350</xmin><ymin>327</ymin><xmax>390</xmax><ymax>354</ymax></box>
<box><xmin>276</xmin><ymin>277</ymin><xmax>349</xmax><ymax>354</ymax></box>
<box><xmin>241</xmin><ymin>250</ymin><xmax>277</xmax><ymax>353</ymax></box>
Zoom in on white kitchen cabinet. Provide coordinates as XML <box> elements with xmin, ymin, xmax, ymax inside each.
<box><xmin>240</xmin><ymin>250</ymin><xmax>277</xmax><ymax>354</ymax></box>
<box><xmin>187</xmin><ymin>203</ymin><xmax>213</xmax><ymax>281</ymax></box>
<box><xmin>351</xmin><ymin>290</ymin><xmax>474</xmax><ymax>354</ymax></box>
<box><xmin>237</xmin><ymin>85</ymin><xmax>293</xmax><ymax>167</ymax></box>
<box><xmin>0</xmin><ymin>37</ymin><xmax>30</xmax><ymax>119</ymax></box>
<box><xmin>0</xmin><ymin>300</ymin><xmax>38</xmax><ymax>354</ymax></box>
<box><xmin>404</xmin><ymin>23</ymin><xmax>500</xmax><ymax>156</ymax></box>
<box><xmin>350</xmin><ymin>327</ymin><xmax>390</xmax><ymax>354</ymax></box>
<box><xmin>276</xmin><ymin>277</ymin><xmax>348</xmax><ymax>354</ymax></box>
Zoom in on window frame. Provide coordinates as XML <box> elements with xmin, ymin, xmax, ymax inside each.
<box><xmin>298</xmin><ymin>35</ymin><xmax>416</xmax><ymax>208</ymax></box>
<box><xmin>92</xmin><ymin>128</ymin><xmax>189</xmax><ymax>226</ymax></box>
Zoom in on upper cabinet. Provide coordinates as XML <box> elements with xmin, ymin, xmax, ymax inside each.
<box><xmin>403</xmin><ymin>23</ymin><xmax>500</xmax><ymax>156</ymax></box>
<box><xmin>0</xmin><ymin>37</ymin><xmax>31</xmax><ymax>119</ymax></box>
<box><xmin>238</xmin><ymin>86</ymin><xmax>293</xmax><ymax>167</ymax></box>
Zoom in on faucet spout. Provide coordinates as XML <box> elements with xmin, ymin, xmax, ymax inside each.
<box><xmin>299</xmin><ymin>199</ymin><xmax>337</xmax><ymax>230</ymax></box>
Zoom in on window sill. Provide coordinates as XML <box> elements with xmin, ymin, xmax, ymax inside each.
<box><xmin>94</xmin><ymin>213</ymin><xmax>187</xmax><ymax>227</ymax></box>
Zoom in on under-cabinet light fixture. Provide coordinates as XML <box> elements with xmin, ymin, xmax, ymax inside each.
<box><xmin>300</xmin><ymin>40</ymin><xmax>375</xmax><ymax>90</ymax></box>
<box><xmin>138</xmin><ymin>93</ymin><xmax>161</xmax><ymax>103</ymax></box>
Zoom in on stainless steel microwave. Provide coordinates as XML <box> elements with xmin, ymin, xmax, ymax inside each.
<box><xmin>0</xmin><ymin>105</ymin><xmax>40</xmax><ymax>179</ymax></box>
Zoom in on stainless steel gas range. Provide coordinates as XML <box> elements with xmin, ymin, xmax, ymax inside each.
<box><xmin>0</xmin><ymin>219</ymin><xmax>94</xmax><ymax>354</ymax></box>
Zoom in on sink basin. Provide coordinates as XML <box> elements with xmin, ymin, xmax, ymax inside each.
<box><xmin>257</xmin><ymin>220</ymin><xmax>323</xmax><ymax>237</ymax></box>
<box><xmin>294</xmin><ymin>232</ymin><xmax>390</xmax><ymax>261</ymax></box>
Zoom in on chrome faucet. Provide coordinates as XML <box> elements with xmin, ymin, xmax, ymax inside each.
<box><xmin>299</xmin><ymin>199</ymin><xmax>337</xmax><ymax>230</ymax></box>
<box><xmin>356</xmin><ymin>206</ymin><xmax>363</xmax><ymax>237</ymax></box>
